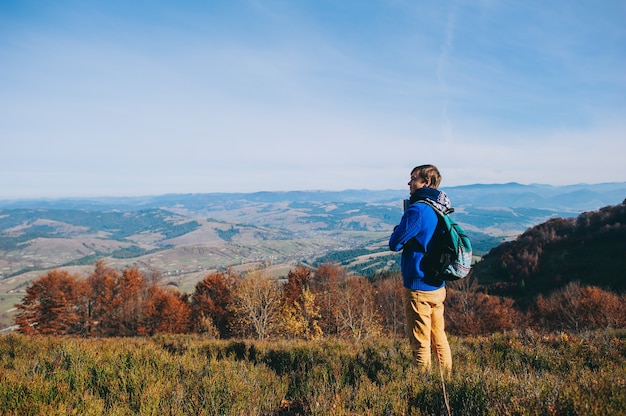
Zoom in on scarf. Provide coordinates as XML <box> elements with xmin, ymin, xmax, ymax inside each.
<box><xmin>409</xmin><ymin>187</ymin><xmax>453</xmax><ymax>214</ymax></box>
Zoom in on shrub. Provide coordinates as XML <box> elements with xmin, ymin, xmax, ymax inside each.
<box><xmin>2</xmin><ymin>332</ymin><xmax>625</xmax><ymax>415</ymax></box>
<box><xmin>533</xmin><ymin>281</ymin><xmax>626</xmax><ymax>332</ymax></box>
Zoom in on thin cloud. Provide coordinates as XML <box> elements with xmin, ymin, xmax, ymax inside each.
<box><xmin>0</xmin><ymin>1</ymin><xmax>624</xmax><ymax>198</ymax></box>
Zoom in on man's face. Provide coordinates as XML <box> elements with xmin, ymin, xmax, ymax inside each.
<box><xmin>408</xmin><ymin>173</ymin><xmax>427</xmax><ymax>194</ymax></box>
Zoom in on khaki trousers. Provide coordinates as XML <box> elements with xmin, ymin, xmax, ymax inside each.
<box><xmin>404</xmin><ymin>287</ymin><xmax>452</xmax><ymax>375</ymax></box>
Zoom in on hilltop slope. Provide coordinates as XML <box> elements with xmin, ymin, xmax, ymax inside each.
<box><xmin>472</xmin><ymin>199</ymin><xmax>626</xmax><ymax>297</ymax></box>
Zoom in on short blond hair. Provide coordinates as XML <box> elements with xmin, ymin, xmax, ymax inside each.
<box><xmin>411</xmin><ymin>164</ymin><xmax>441</xmax><ymax>188</ymax></box>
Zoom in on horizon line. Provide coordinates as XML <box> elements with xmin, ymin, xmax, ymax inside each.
<box><xmin>2</xmin><ymin>181</ymin><xmax>625</xmax><ymax>202</ymax></box>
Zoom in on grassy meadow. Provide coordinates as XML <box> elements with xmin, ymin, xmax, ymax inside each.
<box><xmin>1</xmin><ymin>330</ymin><xmax>625</xmax><ymax>415</ymax></box>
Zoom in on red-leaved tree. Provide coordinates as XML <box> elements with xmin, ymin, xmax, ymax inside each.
<box><xmin>190</xmin><ymin>270</ymin><xmax>236</xmax><ymax>338</ymax></box>
<box><xmin>15</xmin><ymin>269</ymin><xmax>89</xmax><ymax>335</ymax></box>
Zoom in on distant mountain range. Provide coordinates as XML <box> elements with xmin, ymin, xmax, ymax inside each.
<box><xmin>447</xmin><ymin>182</ymin><xmax>626</xmax><ymax>211</ymax></box>
<box><xmin>2</xmin><ymin>182</ymin><xmax>625</xmax><ymax>212</ymax></box>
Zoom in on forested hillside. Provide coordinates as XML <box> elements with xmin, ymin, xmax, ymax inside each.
<box><xmin>473</xmin><ymin>199</ymin><xmax>626</xmax><ymax>297</ymax></box>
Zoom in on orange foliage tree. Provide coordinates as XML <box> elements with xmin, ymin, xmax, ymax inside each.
<box><xmin>97</xmin><ymin>267</ymin><xmax>147</xmax><ymax>337</ymax></box>
<box><xmin>282</xmin><ymin>266</ymin><xmax>312</xmax><ymax>306</ymax></box>
<box><xmin>15</xmin><ymin>269</ymin><xmax>89</xmax><ymax>335</ymax></box>
<box><xmin>84</xmin><ymin>262</ymin><xmax>154</xmax><ymax>336</ymax></box>
<box><xmin>141</xmin><ymin>286</ymin><xmax>191</xmax><ymax>336</ymax></box>
<box><xmin>190</xmin><ymin>270</ymin><xmax>236</xmax><ymax>338</ymax></box>
<box><xmin>86</xmin><ymin>260</ymin><xmax>120</xmax><ymax>336</ymax></box>
<box><xmin>16</xmin><ymin>261</ymin><xmax>195</xmax><ymax>337</ymax></box>
<box><xmin>311</xmin><ymin>263</ymin><xmax>347</xmax><ymax>336</ymax></box>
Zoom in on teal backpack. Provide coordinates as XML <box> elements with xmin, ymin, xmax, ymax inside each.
<box><xmin>418</xmin><ymin>200</ymin><xmax>472</xmax><ymax>281</ymax></box>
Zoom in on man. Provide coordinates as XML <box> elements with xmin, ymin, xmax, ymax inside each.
<box><xmin>389</xmin><ymin>164</ymin><xmax>452</xmax><ymax>375</ymax></box>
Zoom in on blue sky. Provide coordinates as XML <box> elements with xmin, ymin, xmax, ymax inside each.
<box><xmin>1</xmin><ymin>0</ymin><xmax>625</xmax><ymax>198</ymax></box>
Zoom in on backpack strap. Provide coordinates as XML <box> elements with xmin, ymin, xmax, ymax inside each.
<box><xmin>415</xmin><ymin>198</ymin><xmax>454</xmax><ymax>216</ymax></box>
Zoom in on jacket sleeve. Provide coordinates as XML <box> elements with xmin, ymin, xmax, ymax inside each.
<box><xmin>389</xmin><ymin>205</ymin><xmax>423</xmax><ymax>252</ymax></box>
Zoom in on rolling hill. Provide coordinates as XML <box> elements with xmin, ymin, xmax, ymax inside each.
<box><xmin>1</xmin><ymin>182</ymin><xmax>625</xmax><ymax>328</ymax></box>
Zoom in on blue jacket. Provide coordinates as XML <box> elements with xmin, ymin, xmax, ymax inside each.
<box><xmin>389</xmin><ymin>188</ymin><xmax>451</xmax><ymax>291</ymax></box>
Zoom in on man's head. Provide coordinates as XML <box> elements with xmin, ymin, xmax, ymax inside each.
<box><xmin>409</xmin><ymin>164</ymin><xmax>441</xmax><ymax>193</ymax></box>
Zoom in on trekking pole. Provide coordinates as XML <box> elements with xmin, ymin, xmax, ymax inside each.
<box><xmin>439</xmin><ymin>363</ymin><xmax>451</xmax><ymax>416</ymax></box>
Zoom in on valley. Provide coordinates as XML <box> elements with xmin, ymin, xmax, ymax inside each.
<box><xmin>2</xmin><ymin>182</ymin><xmax>625</xmax><ymax>328</ymax></box>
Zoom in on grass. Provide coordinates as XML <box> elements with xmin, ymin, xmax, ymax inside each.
<box><xmin>1</xmin><ymin>330</ymin><xmax>625</xmax><ymax>415</ymax></box>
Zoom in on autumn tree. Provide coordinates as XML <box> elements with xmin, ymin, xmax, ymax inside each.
<box><xmin>190</xmin><ymin>270</ymin><xmax>236</xmax><ymax>338</ymax></box>
<box><xmin>374</xmin><ymin>274</ymin><xmax>405</xmax><ymax>337</ymax></box>
<box><xmin>311</xmin><ymin>263</ymin><xmax>347</xmax><ymax>336</ymax></box>
<box><xmin>282</xmin><ymin>266</ymin><xmax>312</xmax><ymax>305</ymax></box>
<box><xmin>280</xmin><ymin>266</ymin><xmax>322</xmax><ymax>340</ymax></box>
<box><xmin>336</xmin><ymin>276</ymin><xmax>381</xmax><ymax>340</ymax></box>
<box><xmin>86</xmin><ymin>260</ymin><xmax>120</xmax><ymax>336</ymax></box>
<box><xmin>91</xmin><ymin>266</ymin><xmax>147</xmax><ymax>337</ymax></box>
<box><xmin>15</xmin><ymin>269</ymin><xmax>89</xmax><ymax>335</ymax></box>
<box><xmin>230</xmin><ymin>270</ymin><xmax>282</xmax><ymax>340</ymax></box>
<box><xmin>116</xmin><ymin>267</ymin><xmax>146</xmax><ymax>335</ymax></box>
<box><xmin>141</xmin><ymin>286</ymin><xmax>191</xmax><ymax>336</ymax></box>
<box><xmin>15</xmin><ymin>261</ymin><xmax>196</xmax><ymax>337</ymax></box>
